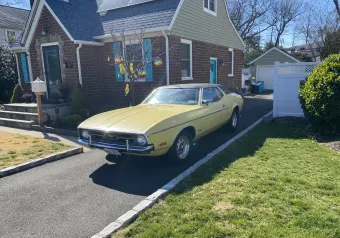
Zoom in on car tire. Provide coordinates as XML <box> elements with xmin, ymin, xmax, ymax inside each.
<box><xmin>168</xmin><ymin>131</ymin><xmax>192</xmax><ymax>163</ymax></box>
<box><xmin>228</xmin><ymin>109</ymin><xmax>239</xmax><ymax>130</ymax></box>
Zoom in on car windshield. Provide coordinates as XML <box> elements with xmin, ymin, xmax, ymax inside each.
<box><xmin>143</xmin><ymin>88</ymin><xmax>200</xmax><ymax>105</ymax></box>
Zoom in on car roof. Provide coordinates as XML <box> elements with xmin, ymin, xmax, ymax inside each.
<box><xmin>158</xmin><ymin>83</ymin><xmax>220</xmax><ymax>89</ymax></box>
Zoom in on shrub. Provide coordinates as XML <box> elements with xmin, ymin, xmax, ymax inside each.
<box><xmin>64</xmin><ymin>114</ymin><xmax>83</xmax><ymax>128</ymax></box>
<box><xmin>0</xmin><ymin>42</ymin><xmax>17</xmax><ymax>103</ymax></box>
<box><xmin>299</xmin><ymin>54</ymin><xmax>340</xmax><ymax>133</ymax></box>
<box><xmin>10</xmin><ymin>84</ymin><xmax>24</xmax><ymax>103</ymax></box>
<box><xmin>71</xmin><ymin>83</ymin><xmax>88</xmax><ymax>113</ymax></box>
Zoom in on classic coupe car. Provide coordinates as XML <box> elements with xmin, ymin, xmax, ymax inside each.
<box><xmin>78</xmin><ymin>84</ymin><xmax>244</xmax><ymax>161</ymax></box>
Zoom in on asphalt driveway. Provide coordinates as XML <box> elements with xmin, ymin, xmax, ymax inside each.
<box><xmin>0</xmin><ymin>94</ymin><xmax>273</xmax><ymax>238</ymax></box>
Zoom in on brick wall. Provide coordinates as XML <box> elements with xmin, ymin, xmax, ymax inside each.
<box><xmin>169</xmin><ymin>35</ymin><xmax>243</xmax><ymax>91</ymax></box>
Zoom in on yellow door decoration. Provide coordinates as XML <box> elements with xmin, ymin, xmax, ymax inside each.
<box><xmin>125</xmin><ymin>84</ymin><xmax>130</xmax><ymax>96</ymax></box>
<box><xmin>130</xmin><ymin>63</ymin><xmax>134</xmax><ymax>74</ymax></box>
<box><xmin>119</xmin><ymin>64</ymin><xmax>126</xmax><ymax>74</ymax></box>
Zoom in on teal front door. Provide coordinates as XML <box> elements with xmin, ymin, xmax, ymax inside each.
<box><xmin>210</xmin><ymin>59</ymin><xmax>217</xmax><ymax>84</ymax></box>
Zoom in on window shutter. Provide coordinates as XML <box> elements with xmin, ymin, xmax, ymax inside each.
<box><xmin>20</xmin><ymin>53</ymin><xmax>30</xmax><ymax>83</ymax></box>
<box><xmin>143</xmin><ymin>39</ymin><xmax>153</xmax><ymax>82</ymax></box>
<box><xmin>113</xmin><ymin>41</ymin><xmax>123</xmax><ymax>82</ymax></box>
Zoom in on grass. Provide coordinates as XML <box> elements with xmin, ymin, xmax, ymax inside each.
<box><xmin>113</xmin><ymin>121</ymin><xmax>340</xmax><ymax>238</ymax></box>
<box><xmin>0</xmin><ymin>132</ymin><xmax>71</xmax><ymax>169</ymax></box>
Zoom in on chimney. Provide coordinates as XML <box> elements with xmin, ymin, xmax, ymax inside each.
<box><xmin>30</xmin><ymin>0</ymin><xmax>35</xmax><ymax>8</ymax></box>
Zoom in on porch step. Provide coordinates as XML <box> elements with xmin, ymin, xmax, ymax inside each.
<box><xmin>0</xmin><ymin>118</ymin><xmax>34</xmax><ymax>129</ymax></box>
<box><xmin>0</xmin><ymin>111</ymin><xmax>38</xmax><ymax>122</ymax></box>
<box><xmin>3</xmin><ymin>104</ymin><xmax>37</xmax><ymax>113</ymax></box>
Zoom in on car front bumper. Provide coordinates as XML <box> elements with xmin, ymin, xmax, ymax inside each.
<box><xmin>78</xmin><ymin>138</ymin><xmax>154</xmax><ymax>153</ymax></box>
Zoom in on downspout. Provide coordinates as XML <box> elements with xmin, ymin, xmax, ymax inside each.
<box><xmin>162</xmin><ymin>30</ymin><xmax>170</xmax><ymax>85</ymax></box>
<box><xmin>14</xmin><ymin>53</ymin><xmax>22</xmax><ymax>86</ymax></box>
<box><xmin>76</xmin><ymin>43</ymin><xmax>83</xmax><ymax>85</ymax></box>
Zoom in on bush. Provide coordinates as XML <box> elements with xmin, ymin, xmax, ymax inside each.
<box><xmin>299</xmin><ymin>54</ymin><xmax>340</xmax><ymax>133</ymax></box>
<box><xmin>10</xmin><ymin>84</ymin><xmax>24</xmax><ymax>103</ymax></box>
<box><xmin>71</xmin><ymin>83</ymin><xmax>88</xmax><ymax>113</ymax></box>
<box><xmin>0</xmin><ymin>42</ymin><xmax>17</xmax><ymax>103</ymax></box>
<box><xmin>64</xmin><ymin>114</ymin><xmax>83</xmax><ymax>128</ymax></box>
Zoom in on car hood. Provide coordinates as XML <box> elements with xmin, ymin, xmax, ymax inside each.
<box><xmin>78</xmin><ymin>104</ymin><xmax>200</xmax><ymax>134</ymax></box>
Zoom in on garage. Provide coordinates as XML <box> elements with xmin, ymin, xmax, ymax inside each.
<box><xmin>256</xmin><ymin>66</ymin><xmax>274</xmax><ymax>90</ymax></box>
<box><xmin>247</xmin><ymin>47</ymin><xmax>300</xmax><ymax>91</ymax></box>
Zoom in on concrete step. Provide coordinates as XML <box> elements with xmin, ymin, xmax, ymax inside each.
<box><xmin>0</xmin><ymin>111</ymin><xmax>38</xmax><ymax>122</ymax></box>
<box><xmin>3</xmin><ymin>104</ymin><xmax>37</xmax><ymax>113</ymax></box>
<box><xmin>0</xmin><ymin>118</ymin><xmax>34</xmax><ymax>129</ymax></box>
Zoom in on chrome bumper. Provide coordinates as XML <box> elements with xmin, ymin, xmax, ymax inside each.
<box><xmin>78</xmin><ymin>138</ymin><xmax>154</xmax><ymax>153</ymax></box>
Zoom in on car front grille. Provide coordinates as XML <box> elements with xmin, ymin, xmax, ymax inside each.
<box><xmin>89</xmin><ymin>131</ymin><xmax>135</xmax><ymax>146</ymax></box>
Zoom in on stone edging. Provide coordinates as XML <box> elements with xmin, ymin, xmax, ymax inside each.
<box><xmin>0</xmin><ymin>147</ymin><xmax>83</xmax><ymax>178</ymax></box>
<box><xmin>92</xmin><ymin>111</ymin><xmax>274</xmax><ymax>238</ymax></box>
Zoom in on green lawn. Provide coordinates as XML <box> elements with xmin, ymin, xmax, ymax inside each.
<box><xmin>114</xmin><ymin>121</ymin><xmax>340</xmax><ymax>238</ymax></box>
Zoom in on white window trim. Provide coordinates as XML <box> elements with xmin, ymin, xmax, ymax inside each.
<box><xmin>228</xmin><ymin>48</ymin><xmax>234</xmax><ymax>77</ymax></box>
<box><xmin>203</xmin><ymin>0</ymin><xmax>217</xmax><ymax>16</ymax></box>
<box><xmin>5</xmin><ymin>29</ymin><xmax>16</xmax><ymax>42</ymax></box>
<box><xmin>181</xmin><ymin>39</ymin><xmax>193</xmax><ymax>80</ymax></box>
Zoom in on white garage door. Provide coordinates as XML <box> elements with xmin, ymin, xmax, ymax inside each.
<box><xmin>257</xmin><ymin>66</ymin><xmax>274</xmax><ymax>90</ymax></box>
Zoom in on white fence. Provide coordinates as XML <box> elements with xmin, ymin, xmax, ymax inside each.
<box><xmin>273</xmin><ymin>62</ymin><xmax>320</xmax><ymax>118</ymax></box>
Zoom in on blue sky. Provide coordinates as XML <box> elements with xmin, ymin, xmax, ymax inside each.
<box><xmin>0</xmin><ymin>0</ymin><xmax>30</xmax><ymax>9</ymax></box>
<box><xmin>1</xmin><ymin>0</ymin><xmax>336</xmax><ymax>47</ymax></box>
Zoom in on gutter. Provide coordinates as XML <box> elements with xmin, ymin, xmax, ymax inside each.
<box><xmin>74</xmin><ymin>40</ymin><xmax>104</xmax><ymax>46</ymax></box>
<box><xmin>162</xmin><ymin>30</ymin><xmax>170</xmax><ymax>86</ymax></box>
<box><xmin>76</xmin><ymin>43</ymin><xmax>83</xmax><ymax>85</ymax></box>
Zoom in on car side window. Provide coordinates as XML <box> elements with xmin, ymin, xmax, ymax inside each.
<box><xmin>202</xmin><ymin>87</ymin><xmax>223</xmax><ymax>103</ymax></box>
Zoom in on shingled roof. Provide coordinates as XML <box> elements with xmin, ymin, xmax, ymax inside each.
<box><xmin>0</xmin><ymin>5</ymin><xmax>30</xmax><ymax>30</ymax></box>
<box><xmin>43</xmin><ymin>0</ymin><xmax>179</xmax><ymax>41</ymax></box>
<box><xmin>100</xmin><ymin>0</ymin><xmax>180</xmax><ymax>36</ymax></box>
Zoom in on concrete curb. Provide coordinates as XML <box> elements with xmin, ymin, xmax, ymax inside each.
<box><xmin>92</xmin><ymin>111</ymin><xmax>273</xmax><ymax>238</ymax></box>
<box><xmin>0</xmin><ymin>147</ymin><xmax>83</xmax><ymax>178</ymax></box>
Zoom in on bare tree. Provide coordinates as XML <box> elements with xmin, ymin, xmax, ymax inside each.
<box><xmin>109</xmin><ymin>29</ymin><xmax>167</xmax><ymax>105</ymax></box>
<box><xmin>228</xmin><ymin>0</ymin><xmax>275</xmax><ymax>43</ymax></box>
<box><xmin>333</xmin><ymin>0</ymin><xmax>340</xmax><ymax>17</ymax></box>
<box><xmin>271</xmin><ymin>0</ymin><xmax>306</xmax><ymax>47</ymax></box>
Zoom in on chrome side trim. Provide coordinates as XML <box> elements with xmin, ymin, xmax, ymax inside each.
<box><xmin>78</xmin><ymin>138</ymin><xmax>154</xmax><ymax>152</ymax></box>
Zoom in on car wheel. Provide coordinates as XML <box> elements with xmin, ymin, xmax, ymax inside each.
<box><xmin>228</xmin><ymin>109</ymin><xmax>239</xmax><ymax>130</ymax></box>
<box><xmin>168</xmin><ymin>131</ymin><xmax>192</xmax><ymax>162</ymax></box>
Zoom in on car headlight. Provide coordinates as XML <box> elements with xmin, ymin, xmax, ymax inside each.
<box><xmin>81</xmin><ymin>130</ymin><xmax>90</xmax><ymax>140</ymax></box>
<box><xmin>136</xmin><ymin>135</ymin><xmax>147</xmax><ymax>146</ymax></box>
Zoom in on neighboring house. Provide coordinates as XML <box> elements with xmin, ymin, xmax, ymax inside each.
<box><xmin>0</xmin><ymin>5</ymin><xmax>29</xmax><ymax>43</ymax></box>
<box><xmin>247</xmin><ymin>47</ymin><xmax>299</xmax><ymax>90</ymax></box>
<box><xmin>11</xmin><ymin>0</ymin><xmax>244</xmax><ymax>113</ymax></box>
<box><xmin>287</xmin><ymin>43</ymin><xmax>324</xmax><ymax>62</ymax></box>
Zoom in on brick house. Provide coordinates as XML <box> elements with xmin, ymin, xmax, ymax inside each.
<box><xmin>11</xmin><ymin>0</ymin><xmax>244</xmax><ymax>113</ymax></box>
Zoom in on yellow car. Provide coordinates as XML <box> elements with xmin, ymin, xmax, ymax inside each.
<box><xmin>78</xmin><ymin>84</ymin><xmax>244</xmax><ymax>161</ymax></box>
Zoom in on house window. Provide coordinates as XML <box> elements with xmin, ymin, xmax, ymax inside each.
<box><xmin>113</xmin><ymin>39</ymin><xmax>153</xmax><ymax>82</ymax></box>
<box><xmin>181</xmin><ymin>39</ymin><xmax>192</xmax><ymax>80</ymax></box>
<box><xmin>204</xmin><ymin>0</ymin><xmax>217</xmax><ymax>16</ymax></box>
<box><xmin>228</xmin><ymin>48</ymin><xmax>234</xmax><ymax>77</ymax></box>
<box><xmin>6</xmin><ymin>30</ymin><xmax>16</xmax><ymax>43</ymax></box>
